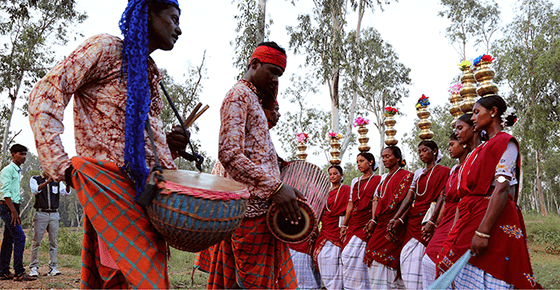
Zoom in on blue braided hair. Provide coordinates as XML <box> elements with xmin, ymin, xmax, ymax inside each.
<box><xmin>119</xmin><ymin>0</ymin><xmax>179</xmax><ymax>193</ymax></box>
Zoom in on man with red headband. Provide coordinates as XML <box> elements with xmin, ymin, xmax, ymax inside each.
<box><xmin>207</xmin><ymin>42</ymin><xmax>301</xmax><ymax>289</ymax></box>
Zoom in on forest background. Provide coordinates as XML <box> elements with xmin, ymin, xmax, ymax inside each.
<box><xmin>0</xmin><ymin>0</ymin><xmax>558</xmax><ymax>241</ymax></box>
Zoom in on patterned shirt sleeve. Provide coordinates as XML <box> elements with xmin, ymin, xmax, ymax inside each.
<box><xmin>28</xmin><ymin>35</ymin><xmax>119</xmax><ymax>181</ymax></box>
<box><xmin>218</xmin><ymin>88</ymin><xmax>281</xmax><ymax>199</ymax></box>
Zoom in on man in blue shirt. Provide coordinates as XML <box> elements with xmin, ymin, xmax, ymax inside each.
<box><xmin>0</xmin><ymin>144</ymin><xmax>36</xmax><ymax>281</ymax></box>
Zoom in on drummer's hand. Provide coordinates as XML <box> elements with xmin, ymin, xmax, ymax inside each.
<box><xmin>166</xmin><ymin>125</ymin><xmax>189</xmax><ymax>153</ymax></box>
<box><xmin>272</xmin><ymin>184</ymin><xmax>304</xmax><ymax>225</ymax></box>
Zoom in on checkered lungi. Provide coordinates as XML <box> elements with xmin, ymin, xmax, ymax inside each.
<box><xmin>207</xmin><ymin>215</ymin><xmax>298</xmax><ymax>289</ymax></box>
<box><xmin>400</xmin><ymin>237</ymin><xmax>425</xmax><ymax>289</ymax></box>
<box><xmin>290</xmin><ymin>249</ymin><xmax>322</xmax><ymax>289</ymax></box>
<box><xmin>341</xmin><ymin>235</ymin><xmax>369</xmax><ymax>290</ymax></box>
<box><xmin>453</xmin><ymin>263</ymin><xmax>514</xmax><ymax>290</ymax></box>
<box><xmin>194</xmin><ymin>245</ymin><xmax>215</xmax><ymax>273</ymax></box>
<box><xmin>71</xmin><ymin>156</ymin><xmax>168</xmax><ymax>289</ymax></box>
<box><xmin>422</xmin><ymin>253</ymin><xmax>437</xmax><ymax>288</ymax></box>
<box><xmin>367</xmin><ymin>259</ymin><xmax>404</xmax><ymax>289</ymax></box>
<box><xmin>317</xmin><ymin>240</ymin><xmax>343</xmax><ymax>290</ymax></box>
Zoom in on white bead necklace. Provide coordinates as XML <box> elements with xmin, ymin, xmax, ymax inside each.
<box><xmin>357</xmin><ymin>174</ymin><xmax>375</xmax><ymax>200</ymax></box>
<box><xmin>379</xmin><ymin>168</ymin><xmax>401</xmax><ymax>199</ymax></box>
<box><xmin>416</xmin><ymin>165</ymin><xmax>437</xmax><ymax>197</ymax></box>
<box><xmin>326</xmin><ymin>185</ymin><xmax>342</xmax><ymax>212</ymax></box>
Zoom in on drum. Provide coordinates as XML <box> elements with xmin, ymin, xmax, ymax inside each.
<box><xmin>146</xmin><ymin>170</ymin><xmax>250</xmax><ymax>252</ymax></box>
<box><xmin>266</xmin><ymin>160</ymin><xmax>330</xmax><ymax>244</ymax></box>
<box><xmin>267</xmin><ymin>199</ymin><xmax>317</xmax><ymax>244</ymax></box>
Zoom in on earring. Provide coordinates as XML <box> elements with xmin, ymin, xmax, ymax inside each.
<box><xmin>491</xmin><ymin>114</ymin><xmax>495</xmax><ymax>118</ymax></box>
<box><xmin>463</xmin><ymin>144</ymin><xmax>467</xmax><ymax>149</ymax></box>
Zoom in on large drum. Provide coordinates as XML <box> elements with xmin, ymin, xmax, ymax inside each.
<box><xmin>267</xmin><ymin>160</ymin><xmax>330</xmax><ymax>244</ymax></box>
<box><xmin>146</xmin><ymin>170</ymin><xmax>249</xmax><ymax>252</ymax></box>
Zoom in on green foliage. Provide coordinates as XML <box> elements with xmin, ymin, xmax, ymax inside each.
<box><xmin>159</xmin><ymin>61</ymin><xmax>215</xmax><ymax>173</ymax></box>
<box><xmin>57</xmin><ymin>228</ymin><xmax>82</xmax><ymax>256</ymax></box>
<box><xmin>275</xmin><ymin>74</ymin><xmax>331</xmax><ymax>160</ymax></box>
<box><xmin>493</xmin><ymin>0</ymin><xmax>560</xmax><ymax>214</ymax></box>
<box><xmin>438</xmin><ymin>0</ymin><xmax>501</xmax><ymax>59</ymax></box>
<box><xmin>168</xmin><ymin>248</ymin><xmax>208</xmax><ymax>289</ymax></box>
<box><xmin>230</xmin><ymin>0</ymin><xmax>271</xmax><ymax>79</ymax></box>
<box><xmin>0</xmin><ymin>0</ymin><xmax>87</xmax><ymax>158</ymax></box>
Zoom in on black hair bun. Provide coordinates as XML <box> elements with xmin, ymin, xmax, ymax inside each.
<box><xmin>505</xmin><ymin>112</ymin><xmax>518</xmax><ymax>127</ymax></box>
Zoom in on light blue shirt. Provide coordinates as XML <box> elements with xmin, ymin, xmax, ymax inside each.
<box><xmin>0</xmin><ymin>162</ymin><xmax>22</xmax><ymax>204</ymax></box>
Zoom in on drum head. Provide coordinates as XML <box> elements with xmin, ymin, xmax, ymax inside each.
<box><xmin>267</xmin><ymin>200</ymin><xmax>317</xmax><ymax>244</ymax></box>
<box><xmin>161</xmin><ymin>169</ymin><xmax>250</xmax><ymax>200</ymax></box>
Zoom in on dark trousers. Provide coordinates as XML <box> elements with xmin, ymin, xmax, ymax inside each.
<box><xmin>0</xmin><ymin>203</ymin><xmax>26</xmax><ymax>275</ymax></box>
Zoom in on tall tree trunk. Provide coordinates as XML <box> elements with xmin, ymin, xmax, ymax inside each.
<box><xmin>535</xmin><ymin>149</ymin><xmax>547</xmax><ymax>217</ymax></box>
<box><xmin>257</xmin><ymin>0</ymin><xmax>266</xmax><ymax>43</ymax></box>
<box><xmin>330</xmin><ymin>70</ymin><xmax>340</xmax><ymax>133</ymax></box>
<box><xmin>1</xmin><ymin>96</ymin><xmax>17</xmax><ymax>167</ymax></box>
<box><xmin>341</xmin><ymin>0</ymin><xmax>365</xmax><ymax>156</ymax></box>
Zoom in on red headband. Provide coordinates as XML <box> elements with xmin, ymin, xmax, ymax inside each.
<box><xmin>250</xmin><ymin>46</ymin><xmax>287</xmax><ymax>71</ymax></box>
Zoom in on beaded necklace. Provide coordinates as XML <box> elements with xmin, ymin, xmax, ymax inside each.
<box><xmin>416</xmin><ymin>165</ymin><xmax>436</xmax><ymax>197</ymax></box>
<box><xmin>357</xmin><ymin>174</ymin><xmax>374</xmax><ymax>200</ymax></box>
<box><xmin>379</xmin><ymin>168</ymin><xmax>401</xmax><ymax>199</ymax></box>
<box><xmin>326</xmin><ymin>185</ymin><xmax>342</xmax><ymax>212</ymax></box>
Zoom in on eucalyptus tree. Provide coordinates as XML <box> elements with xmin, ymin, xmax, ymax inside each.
<box><xmin>159</xmin><ymin>63</ymin><xmax>216</xmax><ymax>173</ymax></box>
<box><xmin>287</xmin><ymin>0</ymin><xmax>396</xmax><ymax>159</ymax></box>
<box><xmin>230</xmin><ymin>0</ymin><xmax>271</xmax><ymax>79</ymax></box>
<box><xmin>493</xmin><ymin>0</ymin><xmax>560</xmax><ymax>216</ymax></box>
<box><xmin>438</xmin><ymin>0</ymin><xmax>501</xmax><ymax>59</ymax></box>
<box><xmin>345</xmin><ymin>27</ymin><xmax>411</xmax><ymax>170</ymax></box>
<box><xmin>0</xmin><ymin>0</ymin><xmax>87</xmax><ymax>165</ymax></box>
<box><xmin>275</xmin><ymin>73</ymin><xmax>330</xmax><ymax>161</ymax></box>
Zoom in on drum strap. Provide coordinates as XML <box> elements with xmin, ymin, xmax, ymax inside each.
<box><xmin>135</xmin><ymin>122</ymin><xmax>164</xmax><ymax>207</ymax></box>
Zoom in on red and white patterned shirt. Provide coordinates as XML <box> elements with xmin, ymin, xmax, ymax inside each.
<box><xmin>218</xmin><ymin>79</ymin><xmax>282</xmax><ymax>217</ymax></box>
<box><xmin>28</xmin><ymin>34</ymin><xmax>177</xmax><ymax>182</ymax></box>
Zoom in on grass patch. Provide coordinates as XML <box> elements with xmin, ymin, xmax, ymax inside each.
<box><xmin>168</xmin><ymin>247</ymin><xmax>208</xmax><ymax>289</ymax></box>
<box><xmin>523</xmin><ymin>212</ymin><xmax>560</xmax><ymax>288</ymax></box>
<box><xmin>58</xmin><ymin>228</ymin><xmax>82</xmax><ymax>256</ymax></box>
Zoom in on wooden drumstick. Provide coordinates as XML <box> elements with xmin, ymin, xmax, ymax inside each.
<box><xmin>184</xmin><ymin>102</ymin><xmax>202</xmax><ymax>128</ymax></box>
<box><xmin>186</xmin><ymin>105</ymin><xmax>209</xmax><ymax>128</ymax></box>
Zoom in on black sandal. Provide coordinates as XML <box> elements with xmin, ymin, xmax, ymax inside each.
<box><xmin>0</xmin><ymin>272</ymin><xmax>13</xmax><ymax>280</ymax></box>
<box><xmin>13</xmin><ymin>273</ymin><xmax>37</xmax><ymax>281</ymax></box>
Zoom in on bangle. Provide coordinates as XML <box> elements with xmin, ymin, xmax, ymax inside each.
<box><xmin>398</xmin><ymin>218</ymin><xmax>404</xmax><ymax>224</ymax></box>
<box><xmin>427</xmin><ymin>220</ymin><xmax>437</xmax><ymax>228</ymax></box>
<box><xmin>340</xmin><ymin>225</ymin><xmax>347</xmax><ymax>228</ymax></box>
<box><xmin>475</xmin><ymin>231</ymin><xmax>490</xmax><ymax>239</ymax></box>
<box><xmin>369</xmin><ymin>219</ymin><xmax>377</xmax><ymax>224</ymax></box>
<box><xmin>273</xmin><ymin>183</ymin><xmax>283</xmax><ymax>194</ymax></box>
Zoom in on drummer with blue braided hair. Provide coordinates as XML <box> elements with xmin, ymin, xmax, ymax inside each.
<box><xmin>28</xmin><ymin>0</ymin><xmax>187</xmax><ymax>288</ymax></box>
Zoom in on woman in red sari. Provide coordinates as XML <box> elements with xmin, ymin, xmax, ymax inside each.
<box><xmin>422</xmin><ymin>125</ymin><xmax>473</xmax><ymax>286</ymax></box>
<box><xmin>438</xmin><ymin>95</ymin><xmax>540</xmax><ymax>289</ymax></box>
<box><xmin>384</xmin><ymin>140</ymin><xmax>450</xmax><ymax>289</ymax></box>
<box><xmin>340</xmin><ymin>152</ymin><xmax>381</xmax><ymax>290</ymax></box>
<box><xmin>313</xmin><ymin>165</ymin><xmax>350</xmax><ymax>290</ymax></box>
<box><xmin>363</xmin><ymin>146</ymin><xmax>413</xmax><ymax>289</ymax></box>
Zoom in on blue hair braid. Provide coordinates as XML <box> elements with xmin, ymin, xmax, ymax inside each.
<box><xmin>119</xmin><ymin>0</ymin><xmax>179</xmax><ymax>194</ymax></box>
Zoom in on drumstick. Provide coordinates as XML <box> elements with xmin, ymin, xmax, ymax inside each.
<box><xmin>184</xmin><ymin>102</ymin><xmax>202</xmax><ymax>128</ymax></box>
<box><xmin>186</xmin><ymin>105</ymin><xmax>209</xmax><ymax>128</ymax></box>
